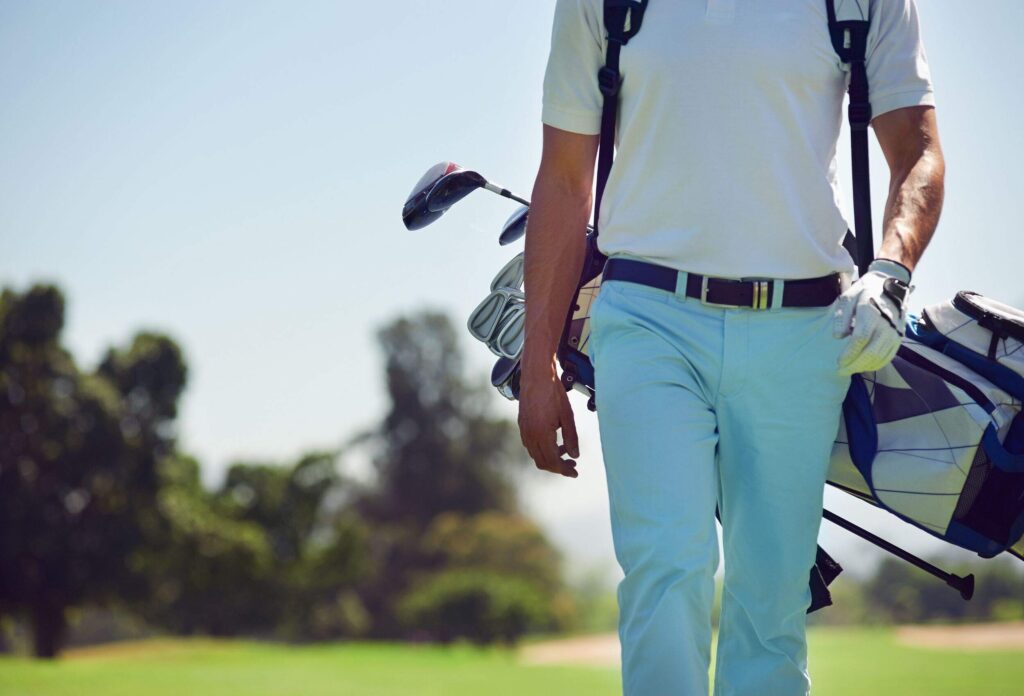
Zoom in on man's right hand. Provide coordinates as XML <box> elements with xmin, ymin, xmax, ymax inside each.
<box><xmin>518</xmin><ymin>124</ymin><xmax>597</xmax><ymax>479</ymax></box>
<box><xmin>518</xmin><ymin>363</ymin><xmax>580</xmax><ymax>478</ymax></box>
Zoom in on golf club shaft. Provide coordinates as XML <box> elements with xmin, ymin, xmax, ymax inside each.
<box><xmin>483</xmin><ymin>182</ymin><xmax>530</xmax><ymax>207</ymax></box>
<box><xmin>822</xmin><ymin>508</ymin><xmax>974</xmax><ymax>600</ymax></box>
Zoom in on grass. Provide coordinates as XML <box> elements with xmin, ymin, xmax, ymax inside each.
<box><xmin>809</xmin><ymin>627</ymin><xmax>1024</xmax><ymax>695</ymax></box>
<box><xmin>0</xmin><ymin>627</ymin><xmax>1022</xmax><ymax>696</ymax></box>
<box><xmin>0</xmin><ymin>639</ymin><xmax>617</xmax><ymax>696</ymax></box>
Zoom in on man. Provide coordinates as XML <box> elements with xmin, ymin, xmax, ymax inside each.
<box><xmin>518</xmin><ymin>0</ymin><xmax>944</xmax><ymax>694</ymax></box>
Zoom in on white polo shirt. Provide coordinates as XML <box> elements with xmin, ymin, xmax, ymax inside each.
<box><xmin>542</xmin><ymin>0</ymin><xmax>935</xmax><ymax>279</ymax></box>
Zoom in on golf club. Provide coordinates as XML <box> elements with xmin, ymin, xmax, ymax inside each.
<box><xmin>467</xmin><ymin>287</ymin><xmax>525</xmax><ymax>347</ymax></box>
<box><xmin>500</xmin><ymin>205</ymin><xmax>529</xmax><ymax>246</ymax></box>
<box><xmin>491</xmin><ymin>303</ymin><xmax>526</xmax><ymax>359</ymax></box>
<box><xmin>497</xmin><ymin>205</ymin><xmax>596</xmax><ymax>246</ymax></box>
<box><xmin>402</xmin><ymin>161</ymin><xmax>530</xmax><ymax>231</ymax></box>
<box><xmin>490</xmin><ymin>252</ymin><xmax>524</xmax><ymax>292</ymax></box>
<box><xmin>491</xmin><ymin>356</ymin><xmax>522</xmax><ymax>401</ymax></box>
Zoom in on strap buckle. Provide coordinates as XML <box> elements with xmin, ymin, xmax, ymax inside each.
<box><xmin>848</xmin><ymin>102</ymin><xmax>872</xmax><ymax>131</ymax></box>
<box><xmin>700</xmin><ymin>277</ymin><xmax>771</xmax><ymax>310</ymax></box>
<box><xmin>597</xmin><ymin>66</ymin><xmax>620</xmax><ymax>97</ymax></box>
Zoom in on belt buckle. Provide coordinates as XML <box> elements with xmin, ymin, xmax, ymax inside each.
<box><xmin>700</xmin><ymin>275</ymin><xmax>734</xmax><ymax>308</ymax></box>
<box><xmin>700</xmin><ymin>276</ymin><xmax>771</xmax><ymax>310</ymax></box>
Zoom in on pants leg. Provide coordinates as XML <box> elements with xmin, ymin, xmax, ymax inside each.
<box><xmin>590</xmin><ymin>280</ymin><xmax>724</xmax><ymax>696</ymax></box>
<box><xmin>712</xmin><ymin>306</ymin><xmax>850</xmax><ymax>696</ymax></box>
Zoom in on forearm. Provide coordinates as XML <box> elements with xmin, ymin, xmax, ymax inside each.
<box><xmin>520</xmin><ymin>171</ymin><xmax>591</xmax><ymax>380</ymax></box>
<box><xmin>875</xmin><ymin>111</ymin><xmax>946</xmax><ymax>272</ymax></box>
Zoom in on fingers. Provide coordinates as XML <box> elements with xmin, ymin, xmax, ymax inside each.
<box><xmin>518</xmin><ymin>390</ymin><xmax>580</xmax><ymax>479</ymax></box>
<box><xmin>560</xmin><ymin>401</ymin><xmax>580</xmax><ymax>459</ymax></box>
<box><xmin>527</xmin><ymin>438</ymin><xmax>578</xmax><ymax>478</ymax></box>
<box><xmin>838</xmin><ymin>309</ymin><xmax>874</xmax><ymax>371</ymax></box>
<box><xmin>868</xmin><ymin>296</ymin><xmax>902</xmax><ymax>334</ymax></box>
<box><xmin>870</xmin><ymin>325</ymin><xmax>902</xmax><ymax>367</ymax></box>
<box><xmin>516</xmin><ymin>364</ymin><xmax>585</xmax><ymax>479</ymax></box>
<box><xmin>832</xmin><ymin>293</ymin><xmax>856</xmax><ymax>339</ymax></box>
<box><xmin>838</xmin><ymin>321</ymin><xmax>902</xmax><ymax>375</ymax></box>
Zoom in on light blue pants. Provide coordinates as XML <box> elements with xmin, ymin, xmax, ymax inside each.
<box><xmin>589</xmin><ymin>271</ymin><xmax>851</xmax><ymax>696</ymax></box>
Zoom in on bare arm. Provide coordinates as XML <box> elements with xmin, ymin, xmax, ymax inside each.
<box><xmin>872</xmin><ymin>105</ymin><xmax>945</xmax><ymax>272</ymax></box>
<box><xmin>518</xmin><ymin>125</ymin><xmax>599</xmax><ymax>478</ymax></box>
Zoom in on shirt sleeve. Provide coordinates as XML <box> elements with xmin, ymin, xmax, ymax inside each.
<box><xmin>541</xmin><ymin>0</ymin><xmax>605</xmax><ymax>135</ymax></box>
<box><xmin>864</xmin><ymin>0</ymin><xmax>936</xmax><ymax>119</ymax></box>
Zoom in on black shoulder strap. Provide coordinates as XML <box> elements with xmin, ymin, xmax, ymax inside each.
<box><xmin>827</xmin><ymin>0</ymin><xmax>874</xmax><ymax>276</ymax></box>
<box><xmin>593</xmin><ymin>0</ymin><xmax>647</xmax><ymax>247</ymax></box>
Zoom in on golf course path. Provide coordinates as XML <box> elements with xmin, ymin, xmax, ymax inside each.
<box><xmin>521</xmin><ymin>623</ymin><xmax>1024</xmax><ymax>667</ymax></box>
<box><xmin>896</xmin><ymin>621</ymin><xmax>1024</xmax><ymax>651</ymax></box>
<box><xmin>519</xmin><ymin>633</ymin><xmax>620</xmax><ymax>667</ymax></box>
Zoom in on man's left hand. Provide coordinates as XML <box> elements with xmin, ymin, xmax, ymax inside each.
<box><xmin>833</xmin><ymin>259</ymin><xmax>913</xmax><ymax>375</ymax></box>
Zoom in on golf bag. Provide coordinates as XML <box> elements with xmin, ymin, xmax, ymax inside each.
<box><xmin>819</xmin><ymin>1</ymin><xmax>1024</xmax><ymax>560</ymax></box>
<box><xmin>830</xmin><ymin>295</ymin><xmax>1024</xmax><ymax>559</ymax></box>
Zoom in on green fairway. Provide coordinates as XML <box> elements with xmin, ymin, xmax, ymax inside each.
<box><xmin>808</xmin><ymin>627</ymin><xmax>1024</xmax><ymax>695</ymax></box>
<box><xmin>0</xmin><ymin>627</ymin><xmax>1021</xmax><ymax>696</ymax></box>
<box><xmin>0</xmin><ymin>639</ymin><xmax>619</xmax><ymax>696</ymax></box>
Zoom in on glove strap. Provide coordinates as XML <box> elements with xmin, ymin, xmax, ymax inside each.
<box><xmin>868</xmin><ymin>258</ymin><xmax>912</xmax><ymax>285</ymax></box>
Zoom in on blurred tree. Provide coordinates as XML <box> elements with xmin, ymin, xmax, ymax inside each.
<box><xmin>214</xmin><ymin>452</ymin><xmax>371</xmax><ymax>640</ymax></box>
<box><xmin>396</xmin><ymin>568</ymin><xmax>550</xmax><ymax>645</ymax></box>
<box><xmin>351</xmin><ymin>311</ymin><xmax>533</xmax><ymax>638</ymax></box>
<box><xmin>134</xmin><ymin>454</ymin><xmax>275</xmax><ymax>636</ymax></box>
<box><xmin>220</xmin><ymin>452</ymin><xmax>340</xmax><ymax>565</ymax></box>
<box><xmin>419</xmin><ymin>511</ymin><xmax>565</xmax><ymax>586</ymax></box>
<box><xmin>865</xmin><ymin>555</ymin><xmax>1024</xmax><ymax>624</ymax></box>
<box><xmin>357</xmin><ymin>312</ymin><xmax>525</xmax><ymax>526</ymax></box>
<box><xmin>0</xmin><ymin>284</ymin><xmax>186</xmax><ymax>657</ymax></box>
<box><xmin>281</xmin><ymin>512</ymin><xmax>371</xmax><ymax>641</ymax></box>
<box><xmin>138</xmin><ymin>452</ymin><xmax>370</xmax><ymax>640</ymax></box>
<box><xmin>401</xmin><ymin>511</ymin><xmax>577</xmax><ymax>642</ymax></box>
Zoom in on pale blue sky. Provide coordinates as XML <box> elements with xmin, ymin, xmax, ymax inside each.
<box><xmin>3</xmin><ymin>1</ymin><xmax>1022</xmax><ymax>580</ymax></box>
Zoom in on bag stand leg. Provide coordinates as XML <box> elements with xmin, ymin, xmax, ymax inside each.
<box><xmin>822</xmin><ymin>508</ymin><xmax>976</xmax><ymax>601</ymax></box>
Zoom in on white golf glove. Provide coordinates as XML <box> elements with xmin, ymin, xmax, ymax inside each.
<box><xmin>833</xmin><ymin>259</ymin><xmax>913</xmax><ymax>376</ymax></box>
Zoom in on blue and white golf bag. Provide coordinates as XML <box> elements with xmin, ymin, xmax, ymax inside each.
<box><xmin>829</xmin><ymin>292</ymin><xmax>1024</xmax><ymax>559</ymax></box>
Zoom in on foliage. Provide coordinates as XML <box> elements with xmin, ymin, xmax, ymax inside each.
<box><xmin>134</xmin><ymin>455</ymin><xmax>275</xmax><ymax>636</ymax></box>
<box><xmin>356</xmin><ymin>312</ymin><xmax>526</xmax><ymax>528</ymax></box>
<box><xmin>139</xmin><ymin>453</ymin><xmax>371</xmax><ymax>641</ymax></box>
<box><xmin>351</xmin><ymin>311</ymin><xmax>537</xmax><ymax>640</ymax></box>
<box><xmin>0</xmin><ymin>291</ymin><xmax>565</xmax><ymax>654</ymax></box>
<box><xmin>396</xmin><ymin>569</ymin><xmax>551</xmax><ymax>645</ymax></box>
<box><xmin>414</xmin><ymin>511</ymin><xmax>577</xmax><ymax>634</ymax></box>
<box><xmin>0</xmin><ymin>285</ymin><xmax>186</xmax><ymax>657</ymax></box>
<box><xmin>864</xmin><ymin>555</ymin><xmax>1024</xmax><ymax>624</ymax></box>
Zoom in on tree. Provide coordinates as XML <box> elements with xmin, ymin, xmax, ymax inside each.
<box><xmin>357</xmin><ymin>311</ymin><xmax>526</xmax><ymax>528</ymax></box>
<box><xmin>133</xmin><ymin>454</ymin><xmax>275</xmax><ymax>637</ymax></box>
<box><xmin>137</xmin><ymin>451</ymin><xmax>370</xmax><ymax>640</ymax></box>
<box><xmin>351</xmin><ymin>311</ymin><xmax>535</xmax><ymax>638</ymax></box>
<box><xmin>213</xmin><ymin>452</ymin><xmax>370</xmax><ymax>640</ymax></box>
<box><xmin>219</xmin><ymin>452</ymin><xmax>340</xmax><ymax>565</ymax></box>
<box><xmin>864</xmin><ymin>555</ymin><xmax>1024</xmax><ymax>624</ymax></box>
<box><xmin>397</xmin><ymin>511</ymin><xmax>577</xmax><ymax>643</ymax></box>
<box><xmin>0</xmin><ymin>284</ymin><xmax>186</xmax><ymax>657</ymax></box>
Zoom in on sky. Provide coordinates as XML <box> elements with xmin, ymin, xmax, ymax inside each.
<box><xmin>2</xmin><ymin>0</ymin><xmax>1023</xmax><ymax>585</ymax></box>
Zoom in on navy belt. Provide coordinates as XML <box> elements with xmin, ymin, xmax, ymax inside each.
<box><xmin>602</xmin><ymin>258</ymin><xmax>842</xmax><ymax>310</ymax></box>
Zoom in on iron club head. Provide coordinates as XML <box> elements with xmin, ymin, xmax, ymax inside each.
<box><xmin>490</xmin><ymin>252</ymin><xmax>524</xmax><ymax>292</ymax></box>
